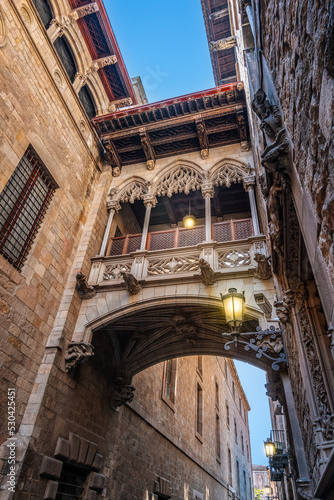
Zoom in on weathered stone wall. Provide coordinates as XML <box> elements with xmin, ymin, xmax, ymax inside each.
<box><xmin>260</xmin><ymin>0</ymin><xmax>334</xmax><ymax>300</ymax></box>
<box><xmin>0</xmin><ymin>0</ymin><xmax>106</xmax><ymax>442</ymax></box>
<box><xmin>19</xmin><ymin>354</ymin><xmax>252</xmax><ymax>500</ymax></box>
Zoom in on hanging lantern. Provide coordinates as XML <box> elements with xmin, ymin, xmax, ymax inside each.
<box><xmin>220</xmin><ymin>288</ymin><xmax>245</xmax><ymax>332</ymax></box>
<box><xmin>183</xmin><ymin>198</ymin><xmax>196</xmax><ymax>228</ymax></box>
<box><xmin>264</xmin><ymin>438</ymin><xmax>276</xmax><ymax>458</ymax></box>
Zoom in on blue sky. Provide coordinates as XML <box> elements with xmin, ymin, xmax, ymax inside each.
<box><xmin>105</xmin><ymin>0</ymin><xmax>271</xmax><ymax>465</ymax></box>
<box><xmin>105</xmin><ymin>0</ymin><xmax>215</xmax><ymax>102</ymax></box>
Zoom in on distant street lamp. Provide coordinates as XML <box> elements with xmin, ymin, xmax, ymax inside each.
<box><xmin>264</xmin><ymin>485</ymin><xmax>271</xmax><ymax>496</ymax></box>
<box><xmin>264</xmin><ymin>438</ymin><xmax>275</xmax><ymax>458</ymax></box>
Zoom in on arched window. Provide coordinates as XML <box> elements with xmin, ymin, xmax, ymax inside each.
<box><xmin>78</xmin><ymin>85</ymin><xmax>96</xmax><ymax>119</ymax></box>
<box><xmin>54</xmin><ymin>36</ymin><xmax>77</xmax><ymax>83</ymax></box>
<box><xmin>31</xmin><ymin>0</ymin><xmax>53</xmax><ymax>28</ymax></box>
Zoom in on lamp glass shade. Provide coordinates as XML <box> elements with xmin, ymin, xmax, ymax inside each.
<box><xmin>264</xmin><ymin>438</ymin><xmax>275</xmax><ymax>457</ymax></box>
<box><xmin>183</xmin><ymin>214</ymin><xmax>196</xmax><ymax>228</ymax></box>
<box><xmin>221</xmin><ymin>288</ymin><xmax>245</xmax><ymax>329</ymax></box>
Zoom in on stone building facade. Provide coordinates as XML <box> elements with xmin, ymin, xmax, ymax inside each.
<box><xmin>0</xmin><ymin>0</ymin><xmax>333</xmax><ymax>499</ymax></box>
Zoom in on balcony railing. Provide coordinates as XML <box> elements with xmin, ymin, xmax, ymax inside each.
<box><xmin>107</xmin><ymin>218</ymin><xmax>253</xmax><ymax>256</ymax></box>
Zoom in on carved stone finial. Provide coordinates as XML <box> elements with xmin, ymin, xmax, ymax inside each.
<box><xmin>254</xmin><ymin>253</ymin><xmax>271</xmax><ymax>279</ymax></box>
<box><xmin>121</xmin><ymin>272</ymin><xmax>141</xmax><ymax>295</ymax></box>
<box><xmin>198</xmin><ymin>258</ymin><xmax>216</xmax><ymax>286</ymax></box>
<box><xmin>76</xmin><ymin>272</ymin><xmax>96</xmax><ymax>299</ymax></box>
<box><xmin>65</xmin><ymin>341</ymin><xmax>94</xmax><ymax>372</ymax></box>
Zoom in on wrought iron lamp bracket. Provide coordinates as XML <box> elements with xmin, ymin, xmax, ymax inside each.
<box><xmin>222</xmin><ymin>325</ymin><xmax>288</xmax><ymax>371</ymax></box>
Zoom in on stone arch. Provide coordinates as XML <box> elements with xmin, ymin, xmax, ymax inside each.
<box><xmin>80</xmin><ymin>296</ymin><xmax>285</xmax><ymax>379</ymax></box>
<box><xmin>152</xmin><ymin>159</ymin><xmax>205</xmax><ymax>197</ymax></box>
<box><xmin>208</xmin><ymin>158</ymin><xmax>252</xmax><ymax>188</ymax></box>
<box><xmin>84</xmin><ymin>71</ymin><xmax>106</xmax><ymax>116</ymax></box>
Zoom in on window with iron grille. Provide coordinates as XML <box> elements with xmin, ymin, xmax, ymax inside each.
<box><xmin>55</xmin><ymin>462</ymin><xmax>89</xmax><ymax>500</ymax></box>
<box><xmin>0</xmin><ymin>146</ymin><xmax>57</xmax><ymax>270</ymax></box>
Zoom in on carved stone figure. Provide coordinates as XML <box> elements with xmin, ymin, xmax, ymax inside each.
<box><xmin>198</xmin><ymin>258</ymin><xmax>216</xmax><ymax>286</ymax></box>
<box><xmin>112</xmin><ymin>166</ymin><xmax>121</xmax><ymax>177</ymax></box>
<box><xmin>121</xmin><ymin>272</ymin><xmax>141</xmax><ymax>295</ymax></box>
<box><xmin>113</xmin><ymin>384</ymin><xmax>135</xmax><ymax>407</ymax></box>
<box><xmin>265</xmin><ymin>379</ymin><xmax>284</xmax><ymax>405</ymax></box>
<box><xmin>65</xmin><ymin>341</ymin><xmax>94</xmax><ymax>372</ymax></box>
<box><xmin>172</xmin><ymin>314</ymin><xmax>198</xmax><ymax>346</ymax></box>
<box><xmin>254</xmin><ymin>253</ymin><xmax>271</xmax><ymax>279</ymax></box>
<box><xmin>76</xmin><ymin>272</ymin><xmax>96</xmax><ymax>299</ymax></box>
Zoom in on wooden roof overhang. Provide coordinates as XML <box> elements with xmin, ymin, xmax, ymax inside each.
<box><xmin>92</xmin><ymin>83</ymin><xmax>249</xmax><ymax>172</ymax></box>
<box><xmin>68</xmin><ymin>0</ymin><xmax>137</xmax><ymax>105</ymax></box>
<box><xmin>201</xmin><ymin>0</ymin><xmax>237</xmax><ymax>85</ymax></box>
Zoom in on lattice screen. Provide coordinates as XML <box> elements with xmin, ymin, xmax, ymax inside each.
<box><xmin>127</xmin><ymin>235</ymin><xmax>141</xmax><ymax>253</ymax></box>
<box><xmin>109</xmin><ymin>237</ymin><xmax>125</xmax><ymax>256</ymax></box>
<box><xmin>234</xmin><ymin>220</ymin><xmax>252</xmax><ymax>240</ymax></box>
<box><xmin>213</xmin><ymin>223</ymin><xmax>232</xmax><ymax>242</ymax></box>
<box><xmin>148</xmin><ymin>231</ymin><xmax>175</xmax><ymax>251</ymax></box>
<box><xmin>178</xmin><ymin>226</ymin><xmax>205</xmax><ymax>247</ymax></box>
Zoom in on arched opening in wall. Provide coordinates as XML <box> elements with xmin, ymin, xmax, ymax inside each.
<box><xmin>78</xmin><ymin>84</ymin><xmax>96</xmax><ymax>120</ymax></box>
<box><xmin>107</xmin><ymin>182</ymin><xmax>252</xmax><ymax>256</ymax></box>
<box><xmin>31</xmin><ymin>0</ymin><xmax>53</xmax><ymax>28</ymax></box>
<box><xmin>54</xmin><ymin>36</ymin><xmax>77</xmax><ymax>83</ymax></box>
<box><xmin>85</xmin><ymin>296</ymin><xmax>292</xmax><ymax>500</ymax></box>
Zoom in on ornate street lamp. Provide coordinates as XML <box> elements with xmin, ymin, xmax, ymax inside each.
<box><xmin>220</xmin><ymin>289</ymin><xmax>288</xmax><ymax>371</ymax></box>
<box><xmin>264</xmin><ymin>438</ymin><xmax>275</xmax><ymax>458</ymax></box>
<box><xmin>220</xmin><ymin>288</ymin><xmax>245</xmax><ymax>333</ymax></box>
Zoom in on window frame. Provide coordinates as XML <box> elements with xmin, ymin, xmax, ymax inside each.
<box><xmin>161</xmin><ymin>359</ymin><xmax>177</xmax><ymax>411</ymax></box>
<box><xmin>0</xmin><ymin>145</ymin><xmax>57</xmax><ymax>271</ymax></box>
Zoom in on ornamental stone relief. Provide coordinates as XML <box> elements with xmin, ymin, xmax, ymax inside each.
<box><xmin>147</xmin><ymin>256</ymin><xmax>200</xmax><ymax>275</ymax></box>
<box><xmin>155</xmin><ymin>165</ymin><xmax>203</xmax><ymax>197</ymax></box>
<box><xmin>108</xmin><ymin>162</ymin><xmax>253</xmax><ymax>208</ymax></box>
<box><xmin>103</xmin><ymin>263</ymin><xmax>132</xmax><ymax>280</ymax></box>
<box><xmin>218</xmin><ymin>249</ymin><xmax>251</xmax><ymax>268</ymax></box>
<box><xmin>209</xmin><ymin>163</ymin><xmax>251</xmax><ymax>188</ymax></box>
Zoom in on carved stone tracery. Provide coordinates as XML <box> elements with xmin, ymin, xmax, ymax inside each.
<box><xmin>155</xmin><ymin>165</ymin><xmax>203</xmax><ymax>197</ymax></box>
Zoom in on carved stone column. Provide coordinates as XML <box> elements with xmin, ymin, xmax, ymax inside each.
<box><xmin>140</xmin><ymin>196</ymin><xmax>157</xmax><ymax>251</ymax></box>
<box><xmin>201</xmin><ymin>183</ymin><xmax>214</xmax><ymax>242</ymax></box>
<box><xmin>243</xmin><ymin>176</ymin><xmax>260</xmax><ymax>235</ymax></box>
<box><xmin>98</xmin><ymin>197</ymin><xmax>121</xmax><ymax>256</ymax></box>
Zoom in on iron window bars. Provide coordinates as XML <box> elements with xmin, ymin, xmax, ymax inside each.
<box><xmin>0</xmin><ymin>145</ymin><xmax>58</xmax><ymax>270</ymax></box>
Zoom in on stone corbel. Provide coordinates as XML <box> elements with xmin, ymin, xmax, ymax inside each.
<box><xmin>210</xmin><ymin>36</ymin><xmax>237</xmax><ymax>52</ymax></box>
<box><xmin>112</xmin><ymin>373</ymin><xmax>135</xmax><ymax>409</ymax></box>
<box><xmin>76</xmin><ymin>272</ymin><xmax>96</xmax><ymax>299</ymax></box>
<box><xmin>198</xmin><ymin>258</ymin><xmax>216</xmax><ymax>286</ymax></box>
<box><xmin>108</xmin><ymin>97</ymin><xmax>133</xmax><ymax>113</ymax></box>
<box><xmin>210</xmin><ymin>8</ymin><xmax>229</xmax><ymax>21</ymax></box>
<box><xmin>65</xmin><ymin>341</ymin><xmax>94</xmax><ymax>373</ymax></box>
<box><xmin>48</xmin><ymin>17</ymin><xmax>70</xmax><ymax>42</ymax></box>
<box><xmin>142</xmin><ymin>193</ymin><xmax>158</xmax><ymax>208</ymax></box>
<box><xmin>265</xmin><ymin>377</ymin><xmax>284</xmax><ymax>405</ymax></box>
<box><xmin>104</xmin><ymin>140</ymin><xmax>122</xmax><ymax>176</ymax></box>
<box><xmin>121</xmin><ymin>272</ymin><xmax>142</xmax><ymax>295</ymax></box>
<box><xmin>91</xmin><ymin>55</ymin><xmax>117</xmax><ymax>72</ymax></box>
<box><xmin>139</xmin><ymin>128</ymin><xmax>156</xmax><ymax>170</ymax></box>
<box><xmin>68</xmin><ymin>2</ymin><xmax>99</xmax><ymax>22</ymax></box>
<box><xmin>254</xmin><ymin>292</ymin><xmax>272</xmax><ymax>317</ymax></box>
<box><xmin>195</xmin><ymin>117</ymin><xmax>209</xmax><ymax>160</ymax></box>
<box><xmin>236</xmin><ymin>107</ymin><xmax>248</xmax><ymax>149</ymax></box>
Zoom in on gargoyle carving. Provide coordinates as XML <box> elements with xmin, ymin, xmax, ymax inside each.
<box><xmin>198</xmin><ymin>258</ymin><xmax>216</xmax><ymax>286</ymax></box>
<box><xmin>274</xmin><ymin>291</ymin><xmax>294</xmax><ymax>324</ymax></box>
<box><xmin>265</xmin><ymin>379</ymin><xmax>284</xmax><ymax>405</ymax></box>
<box><xmin>121</xmin><ymin>272</ymin><xmax>141</xmax><ymax>295</ymax></box>
<box><xmin>113</xmin><ymin>384</ymin><xmax>135</xmax><ymax>407</ymax></box>
<box><xmin>113</xmin><ymin>373</ymin><xmax>135</xmax><ymax>408</ymax></box>
<box><xmin>76</xmin><ymin>272</ymin><xmax>96</xmax><ymax>299</ymax></box>
<box><xmin>254</xmin><ymin>253</ymin><xmax>271</xmax><ymax>279</ymax></box>
<box><xmin>65</xmin><ymin>341</ymin><xmax>94</xmax><ymax>372</ymax></box>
